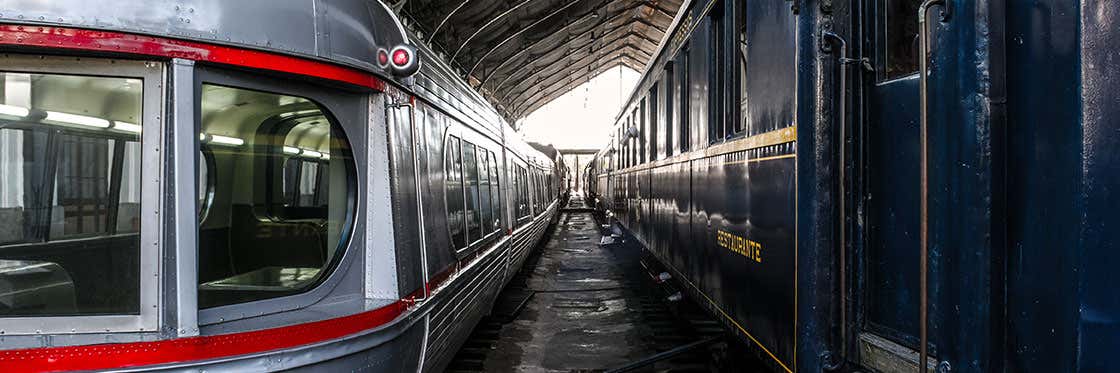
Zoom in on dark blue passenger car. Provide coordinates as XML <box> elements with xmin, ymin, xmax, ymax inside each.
<box><xmin>585</xmin><ymin>0</ymin><xmax>1120</xmax><ymax>372</ymax></box>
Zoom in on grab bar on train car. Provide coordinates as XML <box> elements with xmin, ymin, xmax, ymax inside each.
<box><xmin>918</xmin><ymin>1</ymin><xmax>948</xmax><ymax>372</ymax></box>
<box><xmin>821</xmin><ymin>29</ymin><xmax>850</xmax><ymax>361</ymax></box>
<box><xmin>389</xmin><ymin>100</ymin><xmax>430</xmax><ymax>303</ymax></box>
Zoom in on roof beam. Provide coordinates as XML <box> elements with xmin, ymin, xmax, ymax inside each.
<box><xmin>492</xmin><ymin>26</ymin><xmax>659</xmax><ymax>98</ymax></box>
<box><xmin>466</xmin><ymin>0</ymin><xmax>586</xmax><ymax>77</ymax></box>
<box><xmin>450</xmin><ymin>0</ymin><xmax>535</xmax><ymax>61</ymax></box>
<box><xmin>511</xmin><ymin>56</ymin><xmax>639</xmax><ymax>117</ymax></box>
<box><xmin>478</xmin><ymin>0</ymin><xmax>649</xmax><ymax>86</ymax></box>
<box><xmin>487</xmin><ymin>16</ymin><xmax>639</xmax><ymax>92</ymax></box>
<box><xmin>427</xmin><ymin>0</ymin><xmax>474</xmax><ymax>44</ymax></box>
<box><xmin>486</xmin><ymin>1</ymin><xmax>672</xmax><ymax>92</ymax></box>
<box><xmin>504</xmin><ymin>45</ymin><xmax>648</xmax><ymax>111</ymax></box>
<box><xmin>498</xmin><ymin>37</ymin><xmax>654</xmax><ymax>101</ymax></box>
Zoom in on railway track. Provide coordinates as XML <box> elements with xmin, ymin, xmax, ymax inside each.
<box><xmin>444</xmin><ymin>198</ymin><xmax>766</xmax><ymax>372</ymax></box>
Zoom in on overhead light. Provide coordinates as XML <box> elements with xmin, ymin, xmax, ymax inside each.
<box><xmin>208</xmin><ymin>135</ymin><xmax>245</xmax><ymax>146</ymax></box>
<box><xmin>320</xmin><ymin>154</ymin><xmax>330</xmax><ymax>160</ymax></box>
<box><xmin>283</xmin><ymin>146</ymin><xmax>301</xmax><ymax>154</ymax></box>
<box><xmin>0</xmin><ymin>104</ymin><xmax>29</xmax><ymax>117</ymax></box>
<box><xmin>45</xmin><ymin>111</ymin><xmax>110</xmax><ymax>128</ymax></box>
<box><xmin>301</xmin><ymin>149</ymin><xmax>323</xmax><ymax>158</ymax></box>
<box><xmin>199</xmin><ymin>133</ymin><xmax>208</xmax><ymax>141</ymax></box>
<box><xmin>112</xmin><ymin>121</ymin><xmax>142</xmax><ymax>133</ymax></box>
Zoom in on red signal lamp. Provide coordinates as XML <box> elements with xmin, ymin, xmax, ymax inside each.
<box><xmin>388</xmin><ymin>44</ymin><xmax>420</xmax><ymax>77</ymax></box>
<box><xmin>376</xmin><ymin>48</ymin><xmax>390</xmax><ymax>68</ymax></box>
<box><xmin>392</xmin><ymin>49</ymin><xmax>409</xmax><ymax>66</ymax></box>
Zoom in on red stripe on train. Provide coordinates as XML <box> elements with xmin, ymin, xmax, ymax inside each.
<box><xmin>0</xmin><ymin>24</ymin><xmax>387</xmax><ymax>91</ymax></box>
<box><xmin>0</xmin><ymin>23</ymin><xmax>411</xmax><ymax>372</ymax></box>
<box><xmin>0</xmin><ymin>301</ymin><xmax>408</xmax><ymax>372</ymax></box>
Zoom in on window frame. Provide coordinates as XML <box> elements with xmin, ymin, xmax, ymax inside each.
<box><xmin>0</xmin><ymin>55</ymin><xmax>163</xmax><ymax>334</ymax></box>
<box><xmin>444</xmin><ymin>127</ymin><xmax>503</xmax><ymax>256</ymax></box>
<box><xmin>193</xmin><ymin>65</ymin><xmax>360</xmax><ymax>326</ymax></box>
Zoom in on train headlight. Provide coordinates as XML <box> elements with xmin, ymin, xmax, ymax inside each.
<box><xmin>389</xmin><ymin>44</ymin><xmax>421</xmax><ymax>77</ymax></box>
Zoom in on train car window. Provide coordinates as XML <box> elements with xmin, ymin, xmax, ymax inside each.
<box><xmin>515</xmin><ymin>165</ymin><xmax>530</xmax><ymax>220</ymax></box>
<box><xmin>664</xmin><ymin>64</ymin><xmax>675</xmax><ymax>157</ymax></box>
<box><xmin>637</xmin><ymin>104</ymin><xmax>646</xmax><ymax>164</ymax></box>
<box><xmin>446</xmin><ymin>136</ymin><xmax>466</xmax><ymax>249</ymax></box>
<box><xmin>649</xmin><ymin>85</ymin><xmax>659</xmax><ymax>161</ymax></box>
<box><xmin>878</xmin><ymin>0</ymin><xmax>921</xmax><ymax>81</ymax></box>
<box><xmin>196</xmin><ymin>84</ymin><xmax>352</xmax><ymax>309</ymax></box>
<box><xmin>708</xmin><ymin>1</ymin><xmax>726</xmax><ymax>143</ymax></box>
<box><xmin>677</xmin><ymin>45</ymin><xmax>691</xmax><ymax>152</ymax></box>
<box><xmin>462</xmin><ymin>141</ymin><xmax>483</xmax><ymax>243</ymax></box>
<box><xmin>477</xmin><ymin>149</ymin><xmax>492</xmax><ymax>238</ymax></box>
<box><xmin>529</xmin><ymin>170</ymin><xmax>538</xmax><ymax>213</ymax></box>
<box><xmin>736</xmin><ymin>0</ymin><xmax>747</xmax><ymax>134</ymax></box>
<box><xmin>0</xmin><ymin>70</ymin><xmax>144</xmax><ymax>316</ymax></box>
<box><xmin>281</xmin><ymin>157</ymin><xmax>326</xmax><ymax>208</ymax></box>
<box><xmin>487</xmin><ymin>151</ymin><xmax>501</xmax><ymax>231</ymax></box>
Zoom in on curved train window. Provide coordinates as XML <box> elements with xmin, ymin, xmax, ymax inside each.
<box><xmin>196</xmin><ymin>84</ymin><xmax>352</xmax><ymax>309</ymax></box>
<box><xmin>446</xmin><ymin>136</ymin><xmax>466</xmax><ymax>249</ymax></box>
<box><xmin>0</xmin><ymin>70</ymin><xmax>143</xmax><ymax>316</ymax></box>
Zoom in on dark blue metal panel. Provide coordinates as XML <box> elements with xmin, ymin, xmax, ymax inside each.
<box><xmin>863</xmin><ymin>76</ymin><xmax>921</xmax><ymax>347</ymax></box>
<box><xmin>1004</xmin><ymin>0</ymin><xmax>1082</xmax><ymax>371</ymax></box>
<box><xmin>795</xmin><ymin>2</ymin><xmax>838</xmax><ymax>372</ymax></box>
<box><xmin>1077</xmin><ymin>1</ymin><xmax>1120</xmax><ymax>371</ymax></box>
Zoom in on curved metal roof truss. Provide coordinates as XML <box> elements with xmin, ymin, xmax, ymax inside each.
<box><xmin>400</xmin><ymin>0</ymin><xmax>683</xmax><ymax>121</ymax></box>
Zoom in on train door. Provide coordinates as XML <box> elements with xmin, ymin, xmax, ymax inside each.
<box><xmin>385</xmin><ymin>97</ymin><xmax>429</xmax><ymax>302</ymax></box>
<box><xmin>856</xmin><ymin>0</ymin><xmax>933</xmax><ymax>366</ymax></box>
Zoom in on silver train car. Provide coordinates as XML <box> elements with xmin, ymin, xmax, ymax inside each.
<box><xmin>0</xmin><ymin>0</ymin><xmax>566</xmax><ymax>371</ymax></box>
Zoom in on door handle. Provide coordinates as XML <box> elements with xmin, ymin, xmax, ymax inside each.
<box><xmin>918</xmin><ymin>1</ymin><xmax>948</xmax><ymax>372</ymax></box>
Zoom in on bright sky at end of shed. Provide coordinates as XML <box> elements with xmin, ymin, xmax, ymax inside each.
<box><xmin>519</xmin><ymin>65</ymin><xmax>640</xmax><ymax>150</ymax></box>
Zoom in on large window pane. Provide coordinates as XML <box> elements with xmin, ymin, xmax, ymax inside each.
<box><xmin>446</xmin><ymin>136</ymin><xmax>465</xmax><ymax>249</ymax></box>
<box><xmin>477</xmin><ymin>149</ymin><xmax>493</xmax><ymax>237</ymax></box>
<box><xmin>462</xmin><ymin>142</ymin><xmax>482</xmax><ymax>242</ymax></box>
<box><xmin>487</xmin><ymin>151</ymin><xmax>501</xmax><ymax>232</ymax></box>
<box><xmin>197</xmin><ymin>84</ymin><xmax>352</xmax><ymax>308</ymax></box>
<box><xmin>0</xmin><ymin>71</ymin><xmax>143</xmax><ymax>316</ymax></box>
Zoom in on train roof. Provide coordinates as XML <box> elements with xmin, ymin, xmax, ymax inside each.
<box><xmin>0</xmin><ymin>0</ymin><xmax>558</xmax><ymax>168</ymax></box>
<box><xmin>0</xmin><ymin>0</ymin><xmax>418</xmax><ymax>78</ymax></box>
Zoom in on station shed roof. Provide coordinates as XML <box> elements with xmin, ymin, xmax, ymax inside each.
<box><xmin>394</xmin><ymin>0</ymin><xmax>682</xmax><ymax>121</ymax></box>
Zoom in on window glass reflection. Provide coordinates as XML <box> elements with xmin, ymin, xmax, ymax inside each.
<box><xmin>197</xmin><ymin>84</ymin><xmax>351</xmax><ymax>308</ymax></box>
<box><xmin>0</xmin><ymin>71</ymin><xmax>143</xmax><ymax>316</ymax></box>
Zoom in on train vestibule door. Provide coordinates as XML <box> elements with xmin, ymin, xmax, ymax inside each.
<box><xmin>855</xmin><ymin>0</ymin><xmax>936</xmax><ymax>369</ymax></box>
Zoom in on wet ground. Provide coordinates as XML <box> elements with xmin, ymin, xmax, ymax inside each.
<box><xmin>445</xmin><ymin>196</ymin><xmax>767</xmax><ymax>373</ymax></box>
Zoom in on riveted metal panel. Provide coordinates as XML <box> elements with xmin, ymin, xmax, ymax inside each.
<box><xmin>0</xmin><ymin>0</ymin><xmax>407</xmax><ymax>77</ymax></box>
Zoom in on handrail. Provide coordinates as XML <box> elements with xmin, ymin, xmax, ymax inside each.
<box><xmin>821</xmin><ymin>29</ymin><xmax>849</xmax><ymax>361</ymax></box>
<box><xmin>918</xmin><ymin>1</ymin><xmax>947</xmax><ymax>372</ymax></box>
